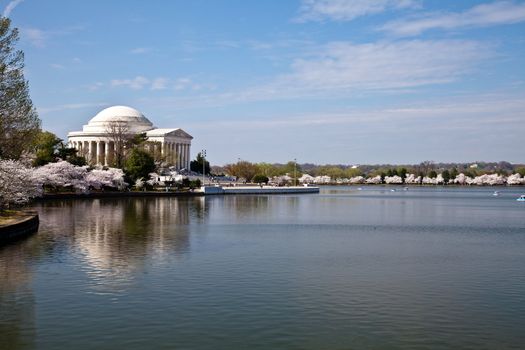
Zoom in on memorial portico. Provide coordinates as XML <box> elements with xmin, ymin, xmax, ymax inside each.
<box><xmin>67</xmin><ymin>106</ymin><xmax>193</xmax><ymax>169</ymax></box>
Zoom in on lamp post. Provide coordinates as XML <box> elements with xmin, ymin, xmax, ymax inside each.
<box><xmin>202</xmin><ymin>149</ymin><xmax>206</xmax><ymax>186</ymax></box>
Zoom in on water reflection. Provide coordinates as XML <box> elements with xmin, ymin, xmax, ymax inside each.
<box><xmin>34</xmin><ymin>197</ymin><xmax>207</xmax><ymax>294</ymax></box>
<box><xmin>1</xmin><ymin>188</ymin><xmax>524</xmax><ymax>349</ymax></box>
<box><xmin>0</xmin><ymin>240</ymin><xmax>38</xmax><ymax>349</ymax></box>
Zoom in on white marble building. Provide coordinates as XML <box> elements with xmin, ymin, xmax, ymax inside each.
<box><xmin>68</xmin><ymin>105</ymin><xmax>193</xmax><ymax>169</ymax></box>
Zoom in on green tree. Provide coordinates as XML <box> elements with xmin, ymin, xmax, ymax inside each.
<box><xmin>56</xmin><ymin>144</ymin><xmax>86</xmax><ymax>166</ymax></box>
<box><xmin>516</xmin><ymin>167</ymin><xmax>525</xmax><ymax>177</ymax></box>
<box><xmin>256</xmin><ymin>162</ymin><xmax>280</xmax><ymax>177</ymax></box>
<box><xmin>0</xmin><ymin>18</ymin><xmax>40</xmax><ymax>159</ymax></box>
<box><xmin>124</xmin><ymin>148</ymin><xmax>155</xmax><ymax>182</ymax></box>
<box><xmin>428</xmin><ymin>170</ymin><xmax>438</xmax><ymax>178</ymax></box>
<box><xmin>252</xmin><ymin>174</ymin><xmax>269</xmax><ymax>184</ymax></box>
<box><xmin>33</xmin><ymin>131</ymin><xmax>61</xmax><ymax>166</ymax></box>
<box><xmin>344</xmin><ymin>167</ymin><xmax>361</xmax><ymax>178</ymax></box>
<box><xmin>32</xmin><ymin>131</ymin><xmax>85</xmax><ymax>166</ymax></box>
<box><xmin>450</xmin><ymin>167</ymin><xmax>459</xmax><ymax>179</ymax></box>
<box><xmin>190</xmin><ymin>152</ymin><xmax>210</xmax><ymax>174</ymax></box>
<box><xmin>399</xmin><ymin>168</ymin><xmax>407</xmax><ymax>183</ymax></box>
<box><xmin>442</xmin><ymin>169</ymin><xmax>450</xmax><ymax>184</ymax></box>
<box><xmin>225</xmin><ymin>160</ymin><xmax>258</xmax><ymax>181</ymax></box>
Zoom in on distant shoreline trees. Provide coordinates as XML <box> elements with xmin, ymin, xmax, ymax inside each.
<box><xmin>212</xmin><ymin>160</ymin><xmax>525</xmax><ymax>186</ymax></box>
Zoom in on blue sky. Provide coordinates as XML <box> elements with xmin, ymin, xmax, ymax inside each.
<box><xmin>4</xmin><ymin>0</ymin><xmax>525</xmax><ymax>165</ymax></box>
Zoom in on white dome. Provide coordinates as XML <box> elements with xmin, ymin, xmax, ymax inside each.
<box><xmin>82</xmin><ymin>105</ymin><xmax>154</xmax><ymax>133</ymax></box>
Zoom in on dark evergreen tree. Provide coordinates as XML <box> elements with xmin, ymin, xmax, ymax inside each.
<box><xmin>442</xmin><ymin>169</ymin><xmax>450</xmax><ymax>184</ymax></box>
<box><xmin>190</xmin><ymin>152</ymin><xmax>210</xmax><ymax>174</ymax></box>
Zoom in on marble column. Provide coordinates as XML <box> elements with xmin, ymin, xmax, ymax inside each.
<box><xmin>96</xmin><ymin>141</ymin><xmax>102</xmax><ymax>165</ymax></box>
<box><xmin>184</xmin><ymin>144</ymin><xmax>189</xmax><ymax>169</ymax></box>
<box><xmin>176</xmin><ymin>143</ymin><xmax>181</xmax><ymax>169</ymax></box>
<box><xmin>181</xmin><ymin>144</ymin><xmax>185</xmax><ymax>169</ymax></box>
<box><xmin>186</xmin><ymin>144</ymin><xmax>190</xmax><ymax>169</ymax></box>
<box><xmin>104</xmin><ymin>141</ymin><xmax>110</xmax><ymax>166</ymax></box>
<box><xmin>88</xmin><ymin>141</ymin><xmax>94</xmax><ymax>164</ymax></box>
<box><xmin>169</xmin><ymin>142</ymin><xmax>175</xmax><ymax>165</ymax></box>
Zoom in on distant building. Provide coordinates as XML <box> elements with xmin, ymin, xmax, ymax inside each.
<box><xmin>67</xmin><ymin>105</ymin><xmax>192</xmax><ymax>169</ymax></box>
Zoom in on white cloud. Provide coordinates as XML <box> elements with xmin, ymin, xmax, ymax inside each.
<box><xmin>134</xmin><ymin>39</ymin><xmax>492</xmax><ymax>111</ymax></box>
<box><xmin>185</xmin><ymin>93</ymin><xmax>525</xmax><ymax>135</ymax></box>
<box><xmin>296</xmin><ymin>0</ymin><xmax>419</xmax><ymax>22</ymax></box>
<box><xmin>87</xmin><ymin>82</ymin><xmax>104</xmax><ymax>91</ymax></box>
<box><xmin>20</xmin><ymin>27</ymin><xmax>47</xmax><ymax>47</ymax></box>
<box><xmin>50</xmin><ymin>63</ymin><xmax>65</xmax><ymax>69</ymax></box>
<box><xmin>38</xmin><ymin>102</ymin><xmax>110</xmax><ymax>115</ymax></box>
<box><xmin>108</xmin><ymin>76</ymin><xmax>176</xmax><ymax>91</ymax></box>
<box><xmin>151</xmin><ymin>77</ymin><xmax>169</xmax><ymax>90</ymax></box>
<box><xmin>381</xmin><ymin>1</ymin><xmax>525</xmax><ymax>36</ymax></box>
<box><xmin>174</xmin><ymin>78</ymin><xmax>198</xmax><ymax>91</ymax></box>
<box><xmin>276</xmin><ymin>39</ymin><xmax>491</xmax><ymax>93</ymax></box>
<box><xmin>111</xmin><ymin>76</ymin><xmax>150</xmax><ymax>90</ymax></box>
<box><xmin>3</xmin><ymin>0</ymin><xmax>23</xmax><ymax>17</ymax></box>
<box><xmin>130</xmin><ymin>47</ymin><xmax>151</xmax><ymax>54</ymax></box>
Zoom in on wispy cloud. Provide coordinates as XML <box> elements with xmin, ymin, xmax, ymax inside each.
<box><xmin>179</xmin><ymin>93</ymin><xmax>525</xmax><ymax>148</ymax></box>
<box><xmin>381</xmin><ymin>1</ymin><xmax>525</xmax><ymax>36</ymax></box>
<box><xmin>50</xmin><ymin>63</ymin><xmax>65</xmax><ymax>69</ymax></box>
<box><xmin>38</xmin><ymin>102</ymin><xmax>110</xmax><ymax>115</ymax></box>
<box><xmin>20</xmin><ymin>27</ymin><xmax>47</xmax><ymax>47</ymax></box>
<box><xmin>3</xmin><ymin>0</ymin><xmax>23</xmax><ymax>17</ymax></box>
<box><xmin>279</xmin><ymin>39</ymin><xmax>491</xmax><ymax>92</ymax></box>
<box><xmin>109</xmin><ymin>76</ymin><xmax>179</xmax><ymax>91</ymax></box>
<box><xmin>111</xmin><ymin>76</ymin><xmax>150</xmax><ymax>90</ymax></box>
<box><xmin>151</xmin><ymin>77</ymin><xmax>169</xmax><ymax>90</ymax></box>
<box><xmin>87</xmin><ymin>82</ymin><xmax>104</xmax><ymax>91</ymax></box>
<box><xmin>134</xmin><ymin>39</ymin><xmax>493</xmax><ymax>112</ymax></box>
<box><xmin>20</xmin><ymin>25</ymin><xmax>84</xmax><ymax>48</ymax></box>
<box><xmin>296</xmin><ymin>0</ymin><xmax>419</xmax><ymax>22</ymax></box>
<box><xmin>130</xmin><ymin>47</ymin><xmax>151</xmax><ymax>54</ymax></box>
<box><xmin>173</xmin><ymin>78</ymin><xmax>205</xmax><ymax>91</ymax></box>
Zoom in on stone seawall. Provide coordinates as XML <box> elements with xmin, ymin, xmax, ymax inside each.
<box><xmin>0</xmin><ymin>212</ymin><xmax>39</xmax><ymax>245</ymax></box>
<box><xmin>200</xmin><ymin>186</ymin><xmax>320</xmax><ymax>195</ymax></box>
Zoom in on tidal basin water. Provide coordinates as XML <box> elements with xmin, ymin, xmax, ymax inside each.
<box><xmin>1</xmin><ymin>187</ymin><xmax>525</xmax><ymax>349</ymax></box>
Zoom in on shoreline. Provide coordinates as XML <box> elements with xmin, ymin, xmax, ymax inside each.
<box><xmin>0</xmin><ymin>211</ymin><xmax>39</xmax><ymax>245</ymax></box>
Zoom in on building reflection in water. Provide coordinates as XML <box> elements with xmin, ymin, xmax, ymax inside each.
<box><xmin>34</xmin><ymin>197</ymin><xmax>207</xmax><ymax>294</ymax></box>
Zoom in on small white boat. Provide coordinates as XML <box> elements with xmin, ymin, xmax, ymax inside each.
<box><xmin>493</xmin><ymin>191</ymin><xmax>500</xmax><ymax>196</ymax></box>
<box><xmin>357</xmin><ymin>187</ymin><xmax>363</xmax><ymax>191</ymax></box>
<box><xmin>517</xmin><ymin>195</ymin><xmax>525</xmax><ymax>202</ymax></box>
<box><xmin>390</xmin><ymin>189</ymin><xmax>396</xmax><ymax>192</ymax></box>
<box><xmin>404</xmin><ymin>187</ymin><xmax>409</xmax><ymax>191</ymax></box>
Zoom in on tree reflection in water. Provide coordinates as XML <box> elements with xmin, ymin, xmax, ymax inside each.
<box><xmin>0</xmin><ymin>240</ymin><xmax>38</xmax><ymax>350</ymax></box>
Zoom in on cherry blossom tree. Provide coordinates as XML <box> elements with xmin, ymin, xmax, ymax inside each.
<box><xmin>0</xmin><ymin>159</ymin><xmax>42</xmax><ymax>209</ymax></box>
<box><xmin>471</xmin><ymin>174</ymin><xmax>506</xmax><ymax>186</ymax></box>
<box><xmin>33</xmin><ymin>161</ymin><xmax>127</xmax><ymax>193</ymax></box>
<box><xmin>404</xmin><ymin>174</ymin><xmax>420</xmax><ymax>184</ymax></box>
<box><xmin>453</xmin><ymin>173</ymin><xmax>472</xmax><ymax>185</ymax></box>
<box><xmin>366</xmin><ymin>175</ymin><xmax>382</xmax><ymax>184</ymax></box>
<box><xmin>349</xmin><ymin>176</ymin><xmax>365</xmax><ymax>184</ymax></box>
<box><xmin>85</xmin><ymin>167</ymin><xmax>127</xmax><ymax>190</ymax></box>
<box><xmin>33</xmin><ymin>160</ymin><xmax>89</xmax><ymax>193</ymax></box>
<box><xmin>507</xmin><ymin>173</ymin><xmax>525</xmax><ymax>185</ymax></box>
<box><xmin>385</xmin><ymin>175</ymin><xmax>403</xmax><ymax>184</ymax></box>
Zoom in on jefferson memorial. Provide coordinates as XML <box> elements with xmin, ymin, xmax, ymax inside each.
<box><xmin>67</xmin><ymin>105</ymin><xmax>193</xmax><ymax>169</ymax></box>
